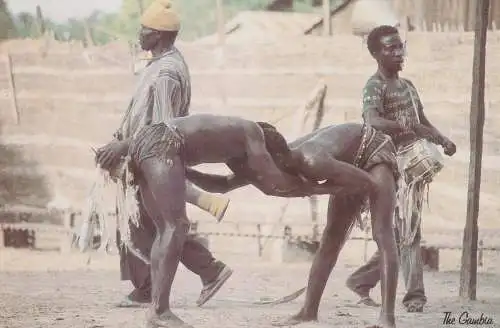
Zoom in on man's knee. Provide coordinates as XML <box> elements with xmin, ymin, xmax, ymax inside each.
<box><xmin>157</xmin><ymin>219</ymin><xmax>190</xmax><ymax>239</ymax></box>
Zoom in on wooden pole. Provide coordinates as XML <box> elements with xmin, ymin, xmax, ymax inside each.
<box><xmin>5</xmin><ymin>53</ymin><xmax>20</xmax><ymax>124</ymax></box>
<box><xmin>35</xmin><ymin>5</ymin><xmax>45</xmax><ymax>37</ymax></box>
<box><xmin>459</xmin><ymin>0</ymin><xmax>489</xmax><ymax>301</ymax></box>
<box><xmin>83</xmin><ymin>19</ymin><xmax>96</xmax><ymax>47</ymax></box>
<box><xmin>0</xmin><ymin>225</ymin><xmax>5</xmax><ymax>249</ymax></box>
<box><xmin>322</xmin><ymin>0</ymin><xmax>332</xmax><ymax>36</ymax></box>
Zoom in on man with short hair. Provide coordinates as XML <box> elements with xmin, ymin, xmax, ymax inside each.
<box><xmin>114</xmin><ymin>0</ymin><xmax>232</xmax><ymax>309</ymax></box>
<box><xmin>345</xmin><ymin>25</ymin><xmax>456</xmax><ymax>314</ymax></box>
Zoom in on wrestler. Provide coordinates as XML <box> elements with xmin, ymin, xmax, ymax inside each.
<box><xmin>186</xmin><ymin>121</ymin><xmax>402</xmax><ymax>328</ymax></box>
<box><xmin>95</xmin><ymin>114</ymin><xmax>379</xmax><ymax>328</ymax></box>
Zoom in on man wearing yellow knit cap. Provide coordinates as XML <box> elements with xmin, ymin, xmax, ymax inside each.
<box><xmin>113</xmin><ymin>0</ymin><xmax>233</xmax><ymax>324</ymax></box>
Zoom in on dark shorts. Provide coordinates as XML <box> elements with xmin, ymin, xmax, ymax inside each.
<box><xmin>355</xmin><ymin>125</ymin><xmax>400</xmax><ymax>181</ymax></box>
<box><xmin>128</xmin><ymin>123</ymin><xmax>185</xmax><ymax>173</ymax></box>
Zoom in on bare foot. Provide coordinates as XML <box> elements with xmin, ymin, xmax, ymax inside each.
<box><xmin>146</xmin><ymin>310</ymin><xmax>195</xmax><ymax>328</ymax></box>
<box><xmin>366</xmin><ymin>313</ymin><xmax>396</xmax><ymax>328</ymax></box>
<box><xmin>272</xmin><ymin>312</ymin><xmax>318</xmax><ymax>327</ymax></box>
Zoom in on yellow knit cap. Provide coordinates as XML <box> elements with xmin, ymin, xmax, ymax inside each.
<box><xmin>140</xmin><ymin>0</ymin><xmax>180</xmax><ymax>32</ymax></box>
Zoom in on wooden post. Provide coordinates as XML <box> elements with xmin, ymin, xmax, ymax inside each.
<box><xmin>35</xmin><ymin>5</ymin><xmax>45</xmax><ymax>37</ymax></box>
<box><xmin>83</xmin><ymin>19</ymin><xmax>95</xmax><ymax>47</ymax></box>
<box><xmin>257</xmin><ymin>224</ymin><xmax>263</xmax><ymax>257</ymax></box>
<box><xmin>5</xmin><ymin>53</ymin><xmax>20</xmax><ymax>125</ymax></box>
<box><xmin>60</xmin><ymin>211</ymin><xmax>74</xmax><ymax>253</ymax></box>
<box><xmin>0</xmin><ymin>225</ymin><xmax>5</xmax><ymax>249</ymax></box>
<box><xmin>322</xmin><ymin>0</ymin><xmax>332</xmax><ymax>36</ymax></box>
<box><xmin>216</xmin><ymin>0</ymin><xmax>225</xmax><ymax>46</ymax></box>
<box><xmin>459</xmin><ymin>0</ymin><xmax>489</xmax><ymax>300</ymax></box>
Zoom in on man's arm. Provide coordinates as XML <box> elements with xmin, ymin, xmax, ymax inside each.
<box><xmin>415</xmin><ymin>102</ymin><xmax>448</xmax><ymax>145</ymax></box>
<box><xmin>405</xmin><ymin>79</ymin><xmax>446</xmax><ymax>142</ymax></box>
<box><xmin>185</xmin><ymin>167</ymin><xmax>250</xmax><ymax>193</ymax></box>
<box><xmin>406</xmin><ymin>80</ymin><xmax>456</xmax><ymax>155</ymax></box>
<box><xmin>362</xmin><ymin>79</ymin><xmax>407</xmax><ymax>135</ymax></box>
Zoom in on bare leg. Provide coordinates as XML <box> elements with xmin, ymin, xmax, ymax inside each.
<box><xmin>368</xmin><ymin>164</ymin><xmax>398</xmax><ymax>328</ymax></box>
<box><xmin>274</xmin><ymin>194</ymin><xmax>363</xmax><ymax>326</ymax></box>
<box><xmin>138</xmin><ymin>156</ymin><xmax>193</xmax><ymax>328</ymax></box>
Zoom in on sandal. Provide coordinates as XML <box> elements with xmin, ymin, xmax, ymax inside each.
<box><xmin>405</xmin><ymin>301</ymin><xmax>424</xmax><ymax>313</ymax></box>
<box><xmin>357</xmin><ymin>296</ymin><xmax>380</xmax><ymax>307</ymax></box>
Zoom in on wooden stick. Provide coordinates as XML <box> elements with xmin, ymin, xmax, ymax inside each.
<box><xmin>35</xmin><ymin>5</ymin><xmax>45</xmax><ymax>36</ymax></box>
<box><xmin>257</xmin><ymin>224</ymin><xmax>263</xmax><ymax>257</ymax></box>
<box><xmin>0</xmin><ymin>226</ymin><xmax>5</xmax><ymax>249</ymax></box>
<box><xmin>459</xmin><ymin>0</ymin><xmax>489</xmax><ymax>301</ymax></box>
<box><xmin>60</xmin><ymin>211</ymin><xmax>74</xmax><ymax>253</ymax></box>
<box><xmin>83</xmin><ymin>19</ymin><xmax>95</xmax><ymax>47</ymax></box>
<box><xmin>5</xmin><ymin>53</ymin><xmax>20</xmax><ymax>125</ymax></box>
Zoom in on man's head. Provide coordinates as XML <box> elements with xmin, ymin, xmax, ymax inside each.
<box><xmin>256</xmin><ymin>122</ymin><xmax>298</xmax><ymax>175</ymax></box>
<box><xmin>139</xmin><ymin>0</ymin><xmax>180</xmax><ymax>51</ymax></box>
<box><xmin>367</xmin><ymin>25</ymin><xmax>405</xmax><ymax>73</ymax></box>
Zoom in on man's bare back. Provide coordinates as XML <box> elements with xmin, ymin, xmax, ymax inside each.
<box><xmin>171</xmin><ymin>114</ymin><xmax>253</xmax><ymax>165</ymax></box>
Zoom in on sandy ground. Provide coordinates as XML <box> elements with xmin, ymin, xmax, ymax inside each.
<box><xmin>1</xmin><ymin>249</ymin><xmax>499</xmax><ymax>328</ymax></box>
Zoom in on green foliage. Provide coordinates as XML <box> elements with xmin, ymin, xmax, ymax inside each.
<box><xmin>0</xmin><ymin>0</ymin><xmax>16</xmax><ymax>39</ymax></box>
<box><xmin>4</xmin><ymin>0</ymin><xmax>327</xmax><ymax>44</ymax></box>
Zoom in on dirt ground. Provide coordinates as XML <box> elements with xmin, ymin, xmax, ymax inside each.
<box><xmin>1</xmin><ymin>249</ymin><xmax>499</xmax><ymax>328</ymax></box>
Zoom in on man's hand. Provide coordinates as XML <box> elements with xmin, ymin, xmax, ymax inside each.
<box><xmin>441</xmin><ymin>137</ymin><xmax>456</xmax><ymax>156</ymax></box>
<box><xmin>95</xmin><ymin>139</ymin><xmax>130</xmax><ymax>171</ymax></box>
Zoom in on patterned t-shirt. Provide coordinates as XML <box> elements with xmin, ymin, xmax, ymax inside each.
<box><xmin>362</xmin><ymin>72</ymin><xmax>423</xmax><ymax>147</ymax></box>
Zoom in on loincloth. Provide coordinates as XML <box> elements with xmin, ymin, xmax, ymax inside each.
<box><xmin>129</xmin><ymin>122</ymin><xmax>185</xmax><ymax>171</ymax></box>
<box><xmin>354</xmin><ymin>124</ymin><xmax>400</xmax><ymax>181</ymax></box>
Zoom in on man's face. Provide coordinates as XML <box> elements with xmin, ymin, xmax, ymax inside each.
<box><xmin>138</xmin><ymin>26</ymin><xmax>160</xmax><ymax>51</ymax></box>
<box><xmin>375</xmin><ymin>33</ymin><xmax>406</xmax><ymax>72</ymax></box>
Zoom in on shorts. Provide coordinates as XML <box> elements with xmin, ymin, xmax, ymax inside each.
<box><xmin>355</xmin><ymin>124</ymin><xmax>400</xmax><ymax>181</ymax></box>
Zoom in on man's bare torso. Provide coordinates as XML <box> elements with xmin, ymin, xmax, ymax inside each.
<box><xmin>171</xmin><ymin>114</ymin><xmax>251</xmax><ymax>166</ymax></box>
<box><xmin>291</xmin><ymin>123</ymin><xmax>364</xmax><ymax>164</ymax></box>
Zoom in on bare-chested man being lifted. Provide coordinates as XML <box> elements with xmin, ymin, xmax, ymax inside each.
<box><xmin>186</xmin><ymin>120</ymin><xmax>402</xmax><ymax>328</ymax></box>
<box><xmin>96</xmin><ymin>114</ymin><xmax>383</xmax><ymax>328</ymax></box>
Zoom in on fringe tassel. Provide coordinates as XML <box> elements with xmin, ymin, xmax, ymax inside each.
<box><xmin>397</xmin><ymin>177</ymin><xmax>428</xmax><ymax>247</ymax></box>
<box><xmin>79</xmin><ymin>157</ymin><xmax>143</xmax><ymax>259</ymax></box>
<box><xmin>113</xmin><ymin>157</ymin><xmax>140</xmax><ymax>245</ymax></box>
<box><xmin>78</xmin><ymin>167</ymin><xmax>114</xmax><ymax>252</ymax></box>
